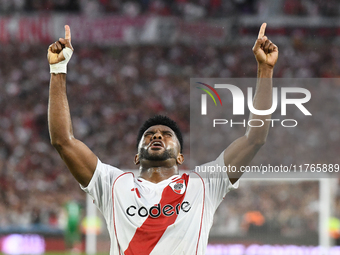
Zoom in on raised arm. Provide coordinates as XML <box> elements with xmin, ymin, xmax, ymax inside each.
<box><xmin>224</xmin><ymin>23</ymin><xmax>279</xmax><ymax>184</ymax></box>
<box><xmin>48</xmin><ymin>25</ymin><xmax>97</xmax><ymax>187</ymax></box>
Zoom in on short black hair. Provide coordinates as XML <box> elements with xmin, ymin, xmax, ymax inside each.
<box><xmin>137</xmin><ymin>115</ymin><xmax>183</xmax><ymax>152</ymax></box>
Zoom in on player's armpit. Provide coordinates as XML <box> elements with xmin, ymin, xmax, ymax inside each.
<box><xmin>53</xmin><ymin>138</ymin><xmax>98</xmax><ymax>187</ymax></box>
<box><xmin>223</xmin><ymin>135</ymin><xmax>263</xmax><ymax>184</ymax></box>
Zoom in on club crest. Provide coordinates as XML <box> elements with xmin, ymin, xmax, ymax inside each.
<box><xmin>169</xmin><ymin>179</ymin><xmax>186</xmax><ymax>194</ymax></box>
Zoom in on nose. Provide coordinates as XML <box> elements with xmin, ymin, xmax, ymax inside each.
<box><xmin>152</xmin><ymin>132</ymin><xmax>163</xmax><ymax>140</ymax></box>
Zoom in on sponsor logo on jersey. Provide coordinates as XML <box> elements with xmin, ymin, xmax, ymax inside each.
<box><xmin>126</xmin><ymin>201</ymin><xmax>191</xmax><ymax>218</ymax></box>
<box><xmin>169</xmin><ymin>179</ymin><xmax>186</xmax><ymax>194</ymax></box>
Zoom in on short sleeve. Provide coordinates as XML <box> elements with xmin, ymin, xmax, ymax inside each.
<box><xmin>194</xmin><ymin>151</ymin><xmax>239</xmax><ymax>210</ymax></box>
<box><xmin>80</xmin><ymin>158</ymin><xmax>124</xmax><ymax>215</ymax></box>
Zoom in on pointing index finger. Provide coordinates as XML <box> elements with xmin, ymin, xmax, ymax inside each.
<box><xmin>258</xmin><ymin>23</ymin><xmax>267</xmax><ymax>39</ymax></box>
<box><xmin>65</xmin><ymin>25</ymin><xmax>71</xmax><ymax>42</ymax></box>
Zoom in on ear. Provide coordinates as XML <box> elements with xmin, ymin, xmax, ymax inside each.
<box><xmin>176</xmin><ymin>153</ymin><xmax>184</xmax><ymax>165</ymax></box>
<box><xmin>134</xmin><ymin>154</ymin><xmax>140</xmax><ymax>165</ymax></box>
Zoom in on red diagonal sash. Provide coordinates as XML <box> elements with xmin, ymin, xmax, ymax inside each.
<box><xmin>124</xmin><ymin>175</ymin><xmax>189</xmax><ymax>255</ymax></box>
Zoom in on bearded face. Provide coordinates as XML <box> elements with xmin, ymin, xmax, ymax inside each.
<box><xmin>136</xmin><ymin>125</ymin><xmax>182</xmax><ymax>165</ymax></box>
<box><xmin>138</xmin><ymin>146</ymin><xmax>176</xmax><ymax>161</ymax></box>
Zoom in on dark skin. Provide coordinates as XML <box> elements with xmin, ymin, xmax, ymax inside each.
<box><xmin>48</xmin><ymin>23</ymin><xmax>278</xmax><ymax>186</ymax></box>
<box><xmin>134</xmin><ymin>125</ymin><xmax>184</xmax><ymax>183</ymax></box>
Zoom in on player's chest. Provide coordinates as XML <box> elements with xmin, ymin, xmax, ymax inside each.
<box><xmin>112</xmin><ymin>174</ymin><xmax>204</xmax><ymax>224</ymax></box>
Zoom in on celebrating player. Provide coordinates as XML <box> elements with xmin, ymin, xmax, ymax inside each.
<box><xmin>47</xmin><ymin>23</ymin><xmax>278</xmax><ymax>254</ymax></box>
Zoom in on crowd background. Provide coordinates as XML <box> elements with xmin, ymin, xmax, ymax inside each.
<box><xmin>1</xmin><ymin>0</ymin><xmax>340</xmax><ymax>17</ymax></box>
<box><xmin>0</xmin><ymin>0</ymin><xmax>340</xmax><ymax>248</ymax></box>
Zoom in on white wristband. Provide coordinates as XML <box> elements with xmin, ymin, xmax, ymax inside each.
<box><xmin>50</xmin><ymin>47</ymin><xmax>73</xmax><ymax>74</ymax></box>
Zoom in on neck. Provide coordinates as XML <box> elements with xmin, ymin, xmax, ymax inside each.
<box><xmin>139</xmin><ymin>161</ymin><xmax>179</xmax><ymax>183</ymax></box>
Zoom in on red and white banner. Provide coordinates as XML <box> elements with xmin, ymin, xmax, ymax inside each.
<box><xmin>65</xmin><ymin>16</ymin><xmax>149</xmax><ymax>45</ymax></box>
<box><xmin>0</xmin><ymin>16</ymin><xmax>52</xmax><ymax>43</ymax></box>
<box><xmin>0</xmin><ymin>15</ymin><xmax>228</xmax><ymax>45</ymax></box>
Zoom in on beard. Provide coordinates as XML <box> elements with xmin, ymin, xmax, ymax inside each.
<box><xmin>139</xmin><ymin>147</ymin><xmax>176</xmax><ymax>161</ymax></box>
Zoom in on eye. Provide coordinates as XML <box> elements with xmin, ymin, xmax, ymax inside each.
<box><xmin>144</xmin><ymin>132</ymin><xmax>153</xmax><ymax>137</ymax></box>
<box><xmin>164</xmin><ymin>132</ymin><xmax>172</xmax><ymax>137</ymax></box>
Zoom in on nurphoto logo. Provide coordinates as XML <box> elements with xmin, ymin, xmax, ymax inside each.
<box><xmin>196</xmin><ymin>82</ymin><xmax>312</xmax><ymax>128</ymax></box>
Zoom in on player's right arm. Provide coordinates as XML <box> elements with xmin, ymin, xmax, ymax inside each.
<box><xmin>48</xmin><ymin>25</ymin><xmax>97</xmax><ymax>187</ymax></box>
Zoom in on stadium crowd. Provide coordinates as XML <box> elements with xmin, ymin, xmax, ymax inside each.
<box><xmin>0</xmin><ymin>0</ymin><xmax>339</xmax><ymax>17</ymax></box>
<box><xmin>0</xmin><ymin>34</ymin><xmax>339</xmax><ymax>241</ymax></box>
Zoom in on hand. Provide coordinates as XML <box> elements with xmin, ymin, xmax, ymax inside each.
<box><xmin>47</xmin><ymin>25</ymin><xmax>74</xmax><ymax>65</ymax></box>
<box><xmin>252</xmin><ymin>23</ymin><xmax>278</xmax><ymax>68</ymax></box>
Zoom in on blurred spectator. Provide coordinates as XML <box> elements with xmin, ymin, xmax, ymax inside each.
<box><xmin>284</xmin><ymin>0</ymin><xmax>306</xmax><ymax>15</ymax></box>
<box><xmin>24</xmin><ymin>0</ymin><xmax>80</xmax><ymax>12</ymax></box>
<box><xmin>242</xmin><ymin>211</ymin><xmax>266</xmax><ymax>234</ymax></box>
<box><xmin>0</xmin><ymin>0</ymin><xmax>338</xmax><ymax>17</ymax></box>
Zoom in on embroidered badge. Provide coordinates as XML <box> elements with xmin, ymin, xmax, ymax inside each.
<box><xmin>169</xmin><ymin>179</ymin><xmax>186</xmax><ymax>194</ymax></box>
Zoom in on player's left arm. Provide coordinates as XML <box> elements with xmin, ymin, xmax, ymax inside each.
<box><xmin>224</xmin><ymin>23</ymin><xmax>279</xmax><ymax>184</ymax></box>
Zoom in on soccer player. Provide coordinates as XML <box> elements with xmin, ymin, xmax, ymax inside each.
<box><xmin>47</xmin><ymin>24</ymin><xmax>278</xmax><ymax>254</ymax></box>
<box><xmin>64</xmin><ymin>199</ymin><xmax>82</xmax><ymax>252</ymax></box>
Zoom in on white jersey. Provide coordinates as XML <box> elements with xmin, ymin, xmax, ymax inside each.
<box><xmin>81</xmin><ymin>152</ymin><xmax>238</xmax><ymax>255</ymax></box>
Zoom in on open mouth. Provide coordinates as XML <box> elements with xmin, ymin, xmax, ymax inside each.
<box><xmin>149</xmin><ymin>141</ymin><xmax>164</xmax><ymax>149</ymax></box>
